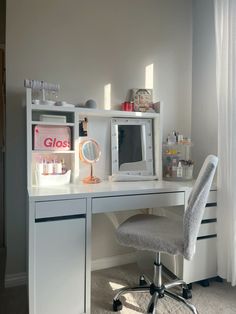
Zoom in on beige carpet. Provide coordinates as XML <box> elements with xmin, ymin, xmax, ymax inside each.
<box><xmin>1</xmin><ymin>263</ymin><xmax>236</xmax><ymax>314</ymax></box>
<box><xmin>91</xmin><ymin>264</ymin><xmax>236</xmax><ymax>314</ymax></box>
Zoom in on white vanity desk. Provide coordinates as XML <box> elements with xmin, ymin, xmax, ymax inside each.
<box><xmin>27</xmin><ymin>179</ymin><xmax>219</xmax><ymax>314</ymax></box>
<box><xmin>25</xmin><ymin>85</ymin><xmax>217</xmax><ymax>314</ymax></box>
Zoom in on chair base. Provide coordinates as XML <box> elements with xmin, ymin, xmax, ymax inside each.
<box><xmin>112</xmin><ymin>253</ymin><xmax>198</xmax><ymax>314</ymax></box>
<box><xmin>113</xmin><ymin>283</ymin><xmax>197</xmax><ymax>313</ymax></box>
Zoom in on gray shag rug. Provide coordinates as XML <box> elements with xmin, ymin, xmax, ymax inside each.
<box><xmin>91</xmin><ymin>264</ymin><xmax>236</xmax><ymax>314</ymax></box>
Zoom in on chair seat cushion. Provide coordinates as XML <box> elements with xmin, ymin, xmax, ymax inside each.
<box><xmin>116</xmin><ymin>214</ymin><xmax>184</xmax><ymax>256</ymax></box>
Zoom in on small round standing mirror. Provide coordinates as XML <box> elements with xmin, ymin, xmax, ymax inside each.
<box><xmin>79</xmin><ymin>139</ymin><xmax>101</xmax><ymax>184</ymax></box>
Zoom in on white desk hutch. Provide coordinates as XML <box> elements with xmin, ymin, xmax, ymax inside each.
<box><xmin>26</xmin><ymin>87</ymin><xmax>217</xmax><ymax>314</ymax></box>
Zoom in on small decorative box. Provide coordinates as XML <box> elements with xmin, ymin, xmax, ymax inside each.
<box><xmin>39</xmin><ymin>114</ymin><xmax>67</xmax><ymax>123</ymax></box>
<box><xmin>34</xmin><ymin>125</ymin><xmax>71</xmax><ymax>150</ymax></box>
<box><xmin>131</xmin><ymin>89</ymin><xmax>153</xmax><ymax>112</ymax></box>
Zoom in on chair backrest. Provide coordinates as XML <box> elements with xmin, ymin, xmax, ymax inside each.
<box><xmin>183</xmin><ymin>155</ymin><xmax>218</xmax><ymax>260</ymax></box>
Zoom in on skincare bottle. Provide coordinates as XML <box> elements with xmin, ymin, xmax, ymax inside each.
<box><xmin>43</xmin><ymin>158</ymin><xmax>48</xmax><ymax>175</ymax></box>
<box><xmin>61</xmin><ymin>159</ymin><xmax>67</xmax><ymax>174</ymax></box>
<box><xmin>47</xmin><ymin>158</ymin><xmax>54</xmax><ymax>175</ymax></box>
<box><xmin>172</xmin><ymin>159</ymin><xmax>177</xmax><ymax>178</ymax></box>
<box><xmin>177</xmin><ymin>134</ymin><xmax>183</xmax><ymax>143</ymax></box>
<box><xmin>55</xmin><ymin>160</ymin><xmax>62</xmax><ymax>174</ymax></box>
<box><xmin>167</xmin><ymin>132</ymin><xmax>176</xmax><ymax>145</ymax></box>
<box><xmin>177</xmin><ymin>161</ymin><xmax>183</xmax><ymax>178</ymax></box>
<box><xmin>36</xmin><ymin>157</ymin><xmax>44</xmax><ymax>175</ymax></box>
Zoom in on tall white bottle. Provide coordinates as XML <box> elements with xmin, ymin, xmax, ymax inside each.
<box><xmin>177</xmin><ymin>161</ymin><xmax>183</xmax><ymax>178</ymax></box>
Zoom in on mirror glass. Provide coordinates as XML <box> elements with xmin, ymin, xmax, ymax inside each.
<box><xmin>111</xmin><ymin>118</ymin><xmax>154</xmax><ymax>178</ymax></box>
<box><xmin>80</xmin><ymin>139</ymin><xmax>101</xmax><ymax>184</ymax></box>
<box><xmin>81</xmin><ymin>140</ymin><xmax>100</xmax><ymax>163</ymax></box>
<box><xmin>118</xmin><ymin>125</ymin><xmax>146</xmax><ymax>171</ymax></box>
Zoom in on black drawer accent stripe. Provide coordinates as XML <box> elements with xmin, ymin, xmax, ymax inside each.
<box><xmin>206</xmin><ymin>202</ymin><xmax>217</xmax><ymax>207</ymax></box>
<box><xmin>35</xmin><ymin>214</ymin><xmax>86</xmax><ymax>223</ymax></box>
<box><xmin>197</xmin><ymin>234</ymin><xmax>217</xmax><ymax>240</ymax></box>
<box><xmin>201</xmin><ymin>218</ymin><xmax>217</xmax><ymax>224</ymax></box>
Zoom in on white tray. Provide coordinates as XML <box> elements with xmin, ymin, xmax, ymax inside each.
<box><xmin>35</xmin><ymin>170</ymin><xmax>71</xmax><ymax>186</ymax></box>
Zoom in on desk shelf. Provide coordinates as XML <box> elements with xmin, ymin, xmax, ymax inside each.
<box><xmin>77</xmin><ymin>107</ymin><xmax>160</xmax><ymax>118</ymax></box>
<box><xmin>32</xmin><ymin>150</ymin><xmax>75</xmax><ymax>154</ymax></box>
<box><xmin>31</xmin><ymin>121</ymin><xmax>75</xmax><ymax>127</ymax></box>
<box><xmin>31</xmin><ymin>103</ymin><xmax>160</xmax><ymax>118</ymax></box>
<box><xmin>27</xmin><ymin>87</ymin><xmax>162</xmax><ymax>187</ymax></box>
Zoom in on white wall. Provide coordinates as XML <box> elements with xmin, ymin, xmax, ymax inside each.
<box><xmin>191</xmin><ymin>0</ymin><xmax>217</xmax><ymax>175</ymax></box>
<box><xmin>6</xmin><ymin>0</ymin><xmax>192</xmax><ymax>274</ymax></box>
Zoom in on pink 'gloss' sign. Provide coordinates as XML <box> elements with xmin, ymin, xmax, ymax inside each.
<box><xmin>34</xmin><ymin>125</ymin><xmax>71</xmax><ymax>150</ymax></box>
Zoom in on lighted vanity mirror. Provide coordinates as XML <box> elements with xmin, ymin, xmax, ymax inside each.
<box><xmin>79</xmin><ymin>139</ymin><xmax>101</xmax><ymax>184</ymax></box>
<box><xmin>111</xmin><ymin>118</ymin><xmax>154</xmax><ymax>180</ymax></box>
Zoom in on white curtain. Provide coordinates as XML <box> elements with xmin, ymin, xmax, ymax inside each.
<box><xmin>214</xmin><ymin>0</ymin><xmax>236</xmax><ymax>286</ymax></box>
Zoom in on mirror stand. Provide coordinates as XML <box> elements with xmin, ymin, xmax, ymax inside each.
<box><xmin>80</xmin><ymin>139</ymin><xmax>101</xmax><ymax>184</ymax></box>
<box><xmin>83</xmin><ymin>163</ymin><xmax>101</xmax><ymax>184</ymax></box>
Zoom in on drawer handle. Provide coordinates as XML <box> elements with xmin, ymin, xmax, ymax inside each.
<box><xmin>35</xmin><ymin>214</ymin><xmax>86</xmax><ymax>223</ymax></box>
<box><xmin>197</xmin><ymin>234</ymin><xmax>217</xmax><ymax>240</ymax></box>
<box><xmin>201</xmin><ymin>218</ymin><xmax>217</xmax><ymax>224</ymax></box>
<box><xmin>206</xmin><ymin>202</ymin><xmax>217</xmax><ymax>207</ymax></box>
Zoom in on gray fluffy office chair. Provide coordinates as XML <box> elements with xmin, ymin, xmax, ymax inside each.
<box><xmin>112</xmin><ymin>155</ymin><xmax>218</xmax><ymax>314</ymax></box>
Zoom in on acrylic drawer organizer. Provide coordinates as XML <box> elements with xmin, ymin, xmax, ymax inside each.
<box><xmin>35</xmin><ymin>170</ymin><xmax>71</xmax><ymax>187</ymax></box>
<box><xmin>162</xmin><ymin>142</ymin><xmax>194</xmax><ymax>181</ymax></box>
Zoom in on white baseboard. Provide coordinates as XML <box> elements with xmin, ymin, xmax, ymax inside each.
<box><xmin>92</xmin><ymin>252</ymin><xmax>137</xmax><ymax>271</ymax></box>
<box><xmin>5</xmin><ymin>272</ymin><xmax>27</xmax><ymax>288</ymax></box>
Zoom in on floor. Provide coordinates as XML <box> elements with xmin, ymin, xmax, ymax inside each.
<box><xmin>91</xmin><ymin>264</ymin><xmax>236</xmax><ymax>314</ymax></box>
<box><xmin>0</xmin><ymin>285</ymin><xmax>28</xmax><ymax>314</ymax></box>
<box><xmin>0</xmin><ymin>247</ymin><xmax>6</xmax><ymax>289</ymax></box>
<box><xmin>1</xmin><ymin>264</ymin><xmax>236</xmax><ymax>314</ymax></box>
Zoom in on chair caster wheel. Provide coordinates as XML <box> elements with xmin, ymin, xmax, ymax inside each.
<box><xmin>183</xmin><ymin>288</ymin><xmax>192</xmax><ymax>299</ymax></box>
<box><xmin>139</xmin><ymin>275</ymin><xmax>147</xmax><ymax>286</ymax></box>
<box><xmin>113</xmin><ymin>299</ymin><xmax>123</xmax><ymax>312</ymax></box>
<box><xmin>215</xmin><ymin>276</ymin><xmax>223</xmax><ymax>283</ymax></box>
<box><xmin>199</xmin><ymin>279</ymin><xmax>210</xmax><ymax>287</ymax></box>
<box><xmin>187</xmin><ymin>283</ymin><xmax>192</xmax><ymax>290</ymax></box>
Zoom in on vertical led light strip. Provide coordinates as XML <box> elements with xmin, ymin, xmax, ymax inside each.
<box><xmin>104</xmin><ymin>83</ymin><xmax>111</xmax><ymax>110</ymax></box>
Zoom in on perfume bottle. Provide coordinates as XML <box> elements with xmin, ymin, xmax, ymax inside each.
<box><xmin>177</xmin><ymin>161</ymin><xmax>183</xmax><ymax>178</ymax></box>
<box><xmin>61</xmin><ymin>159</ymin><xmax>67</xmax><ymax>174</ymax></box>
<box><xmin>172</xmin><ymin>159</ymin><xmax>177</xmax><ymax>178</ymax></box>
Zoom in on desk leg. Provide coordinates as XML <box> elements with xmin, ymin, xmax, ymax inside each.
<box><xmin>28</xmin><ymin>199</ymin><xmax>36</xmax><ymax>314</ymax></box>
<box><xmin>86</xmin><ymin>197</ymin><xmax>92</xmax><ymax>314</ymax></box>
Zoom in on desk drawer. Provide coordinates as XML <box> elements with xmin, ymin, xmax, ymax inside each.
<box><xmin>35</xmin><ymin>212</ymin><xmax>85</xmax><ymax>313</ymax></box>
<box><xmin>183</xmin><ymin>237</ymin><xmax>217</xmax><ymax>283</ymax></box>
<box><xmin>203</xmin><ymin>206</ymin><xmax>217</xmax><ymax>220</ymax></box>
<box><xmin>35</xmin><ymin>199</ymin><xmax>86</xmax><ymax>219</ymax></box>
<box><xmin>207</xmin><ymin>190</ymin><xmax>217</xmax><ymax>204</ymax></box>
<box><xmin>198</xmin><ymin>222</ymin><xmax>216</xmax><ymax>237</ymax></box>
<box><xmin>92</xmin><ymin>192</ymin><xmax>185</xmax><ymax>214</ymax></box>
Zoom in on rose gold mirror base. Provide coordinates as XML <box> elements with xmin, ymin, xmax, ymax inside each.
<box><xmin>83</xmin><ymin>176</ymin><xmax>101</xmax><ymax>184</ymax></box>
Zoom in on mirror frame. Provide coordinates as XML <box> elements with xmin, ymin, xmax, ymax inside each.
<box><xmin>111</xmin><ymin>118</ymin><xmax>154</xmax><ymax>177</ymax></box>
<box><xmin>79</xmin><ymin>139</ymin><xmax>101</xmax><ymax>184</ymax></box>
